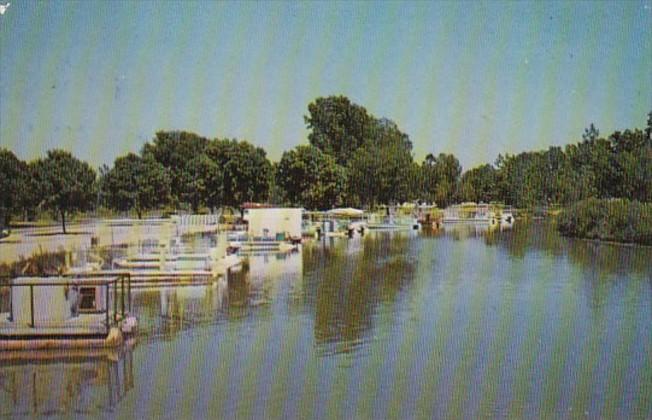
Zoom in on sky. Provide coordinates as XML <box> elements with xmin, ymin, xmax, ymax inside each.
<box><xmin>0</xmin><ymin>1</ymin><xmax>650</xmax><ymax>170</ymax></box>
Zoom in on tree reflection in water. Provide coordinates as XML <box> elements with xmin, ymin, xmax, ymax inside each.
<box><xmin>302</xmin><ymin>232</ymin><xmax>418</xmax><ymax>355</ymax></box>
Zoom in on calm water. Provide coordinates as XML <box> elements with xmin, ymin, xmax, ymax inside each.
<box><xmin>1</xmin><ymin>222</ymin><xmax>651</xmax><ymax>419</ymax></box>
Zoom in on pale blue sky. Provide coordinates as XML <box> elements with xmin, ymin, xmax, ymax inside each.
<box><xmin>1</xmin><ymin>1</ymin><xmax>650</xmax><ymax>169</ymax></box>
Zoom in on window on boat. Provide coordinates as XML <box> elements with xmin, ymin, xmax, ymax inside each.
<box><xmin>79</xmin><ymin>287</ymin><xmax>97</xmax><ymax>311</ymax></box>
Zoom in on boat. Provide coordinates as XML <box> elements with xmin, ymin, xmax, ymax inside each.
<box><xmin>501</xmin><ymin>208</ymin><xmax>515</xmax><ymax>224</ymax></box>
<box><xmin>0</xmin><ymin>274</ymin><xmax>136</xmax><ymax>350</ymax></box>
<box><xmin>442</xmin><ymin>203</ymin><xmax>498</xmax><ymax>224</ymax></box>
<box><xmin>110</xmin><ymin>235</ymin><xmax>242</xmax><ymax>284</ymax></box>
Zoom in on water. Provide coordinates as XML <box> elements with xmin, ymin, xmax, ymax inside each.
<box><xmin>1</xmin><ymin>222</ymin><xmax>651</xmax><ymax>418</ymax></box>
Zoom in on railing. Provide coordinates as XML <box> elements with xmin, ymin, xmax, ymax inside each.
<box><xmin>0</xmin><ymin>273</ymin><xmax>132</xmax><ymax>333</ymax></box>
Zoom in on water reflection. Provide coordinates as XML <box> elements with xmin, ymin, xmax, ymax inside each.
<box><xmin>302</xmin><ymin>232</ymin><xmax>417</xmax><ymax>355</ymax></box>
<box><xmin>130</xmin><ymin>280</ymin><xmax>229</xmax><ymax>340</ymax></box>
<box><xmin>0</xmin><ymin>344</ymin><xmax>135</xmax><ymax>416</ymax></box>
<box><xmin>2</xmin><ymin>224</ymin><xmax>651</xmax><ymax>418</ymax></box>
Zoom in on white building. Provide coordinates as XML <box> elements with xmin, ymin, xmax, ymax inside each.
<box><xmin>243</xmin><ymin>208</ymin><xmax>303</xmax><ymax>239</ymax></box>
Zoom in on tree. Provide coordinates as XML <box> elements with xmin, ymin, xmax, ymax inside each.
<box><xmin>0</xmin><ymin>148</ymin><xmax>27</xmax><ymax>227</ymax></box>
<box><xmin>16</xmin><ymin>161</ymin><xmax>43</xmax><ymax>221</ymax></box>
<box><xmin>304</xmin><ymin>96</ymin><xmax>375</xmax><ymax>165</ymax></box>
<box><xmin>582</xmin><ymin>123</ymin><xmax>600</xmax><ymax>142</ymax></box>
<box><xmin>142</xmin><ymin>131</ymin><xmax>209</xmax><ymax>206</ymax></box>
<box><xmin>419</xmin><ymin>153</ymin><xmax>462</xmax><ymax>207</ymax></box>
<box><xmin>177</xmin><ymin>154</ymin><xmax>223</xmax><ymax>213</ymax></box>
<box><xmin>205</xmin><ymin>139</ymin><xmax>272</xmax><ymax>209</ymax></box>
<box><xmin>102</xmin><ymin>153</ymin><xmax>171</xmax><ymax>218</ymax></box>
<box><xmin>276</xmin><ymin>145</ymin><xmax>347</xmax><ymax>210</ymax></box>
<box><xmin>342</xmin><ymin>116</ymin><xmax>416</xmax><ymax>207</ymax></box>
<box><xmin>33</xmin><ymin>150</ymin><xmax>97</xmax><ymax>234</ymax></box>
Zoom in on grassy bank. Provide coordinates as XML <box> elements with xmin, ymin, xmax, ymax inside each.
<box><xmin>557</xmin><ymin>198</ymin><xmax>652</xmax><ymax>245</ymax></box>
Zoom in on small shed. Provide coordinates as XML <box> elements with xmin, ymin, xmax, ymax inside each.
<box><xmin>244</xmin><ymin>208</ymin><xmax>303</xmax><ymax>239</ymax></box>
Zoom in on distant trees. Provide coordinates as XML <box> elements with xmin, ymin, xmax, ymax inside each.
<box><xmin>2</xmin><ymin>98</ymin><xmax>650</xmax><ymax>225</ymax></box>
<box><xmin>276</xmin><ymin>145</ymin><xmax>346</xmax><ymax>210</ymax></box>
<box><xmin>32</xmin><ymin>150</ymin><xmax>97</xmax><ymax>233</ymax></box>
<box><xmin>134</xmin><ymin>132</ymin><xmax>272</xmax><ymax>213</ymax></box>
<box><xmin>101</xmin><ymin>153</ymin><xmax>171</xmax><ymax>218</ymax></box>
<box><xmin>459</xmin><ymin>164</ymin><xmax>497</xmax><ymax>204</ymax></box>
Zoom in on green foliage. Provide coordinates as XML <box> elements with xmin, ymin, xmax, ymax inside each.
<box><xmin>558</xmin><ymin>198</ymin><xmax>652</xmax><ymax>245</ymax></box>
<box><xmin>276</xmin><ymin>145</ymin><xmax>346</xmax><ymax>210</ymax></box>
<box><xmin>206</xmin><ymin>139</ymin><xmax>272</xmax><ymax>208</ymax></box>
<box><xmin>101</xmin><ymin>153</ymin><xmax>171</xmax><ymax>218</ymax></box>
<box><xmin>304</xmin><ymin>96</ymin><xmax>375</xmax><ymax>165</ymax></box>
<box><xmin>180</xmin><ymin>154</ymin><xmax>223</xmax><ymax>212</ymax></box>
<box><xmin>0</xmin><ymin>148</ymin><xmax>27</xmax><ymax>226</ymax></box>
<box><xmin>419</xmin><ymin>153</ymin><xmax>461</xmax><ymax>207</ymax></box>
<box><xmin>32</xmin><ymin>150</ymin><xmax>97</xmax><ymax>233</ymax></box>
<box><xmin>347</xmin><ymin>133</ymin><xmax>415</xmax><ymax>207</ymax></box>
<box><xmin>459</xmin><ymin>164</ymin><xmax>497</xmax><ymax>203</ymax></box>
<box><xmin>142</xmin><ymin>131</ymin><xmax>209</xmax><ymax>206</ymax></box>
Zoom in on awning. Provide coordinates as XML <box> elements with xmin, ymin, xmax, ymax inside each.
<box><xmin>326</xmin><ymin>208</ymin><xmax>365</xmax><ymax>217</ymax></box>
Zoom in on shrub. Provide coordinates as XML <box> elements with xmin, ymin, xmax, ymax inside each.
<box><xmin>558</xmin><ymin>198</ymin><xmax>652</xmax><ymax>245</ymax></box>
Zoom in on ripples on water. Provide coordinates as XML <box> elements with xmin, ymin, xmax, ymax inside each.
<box><xmin>1</xmin><ymin>222</ymin><xmax>651</xmax><ymax>418</ymax></box>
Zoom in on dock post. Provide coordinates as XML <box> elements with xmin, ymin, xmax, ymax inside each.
<box><xmin>121</xmin><ymin>275</ymin><xmax>125</xmax><ymax>318</ymax></box>
<box><xmin>29</xmin><ymin>285</ymin><xmax>35</xmax><ymax>328</ymax></box>
<box><xmin>8</xmin><ymin>284</ymin><xmax>13</xmax><ymax>322</ymax></box>
<box><xmin>127</xmin><ymin>273</ymin><xmax>132</xmax><ymax>312</ymax></box>
<box><xmin>114</xmin><ymin>278</ymin><xmax>118</xmax><ymax>323</ymax></box>
<box><xmin>105</xmin><ymin>284</ymin><xmax>110</xmax><ymax>330</ymax></box>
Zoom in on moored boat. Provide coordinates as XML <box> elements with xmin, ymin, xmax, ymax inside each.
<box><xmin>0</xmin><ymin>274</ymin><xmax>136</xmax><ymax>350</ymax></box>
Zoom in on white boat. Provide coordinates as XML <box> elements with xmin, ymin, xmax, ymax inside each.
<box><xmin>501</xmin><ymin>210</ymin><xmax>514</xmax><ymax>224</ymax></box>
<box><xmin>442</xmin><ymin>203</ymin><xmax>498</xmax><ymax>224</ymax></box>
<box><xmin>0</xmin><ymin>275</ymin><xmax>136</xmax><ymax>350</ymax></box>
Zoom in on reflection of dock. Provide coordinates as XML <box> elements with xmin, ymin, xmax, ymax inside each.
<box><xmin>0</xmin><ymin>344</ymin><xmax>135</xmax><ymax>416</ymax></box>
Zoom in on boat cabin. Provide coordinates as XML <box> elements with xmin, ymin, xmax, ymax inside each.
<box><xmin>0</xmin><ymin>274</ymin><xmax>133</xmax><ymax>348</ymax></box>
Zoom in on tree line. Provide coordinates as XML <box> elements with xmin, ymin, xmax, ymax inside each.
<box><xmin>1</xmin><ymin>95</ymin><xmax>651</xmax><ymax>233</ymax></box>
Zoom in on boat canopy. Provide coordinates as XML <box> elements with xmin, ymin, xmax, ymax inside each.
<box><xmin>327</xmin><ymin>208</ymin><xmax>365</xmax><ymax>217</ymax></box>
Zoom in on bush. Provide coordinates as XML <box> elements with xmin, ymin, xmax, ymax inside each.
<box><xmin>558</xmin><ymin>198</ymin><xmax>652</xmax><ymax>245</ymax></box>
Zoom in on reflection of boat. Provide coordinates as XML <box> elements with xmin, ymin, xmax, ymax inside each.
<box><xmin>0</xmin><ymin>344</ymin><xmax>135</xmax><ymax>416</ymax></box>
<box><xmin>0</xmin><ymin>274</ymin><xmax>136</xmax><ymax>350</ymax></box>
<box><xmin>367</xmin><ymin>216</ymin><xmax>420</xmax><ymax>230</ymax></box>
<box><xmin>229</xmin><ymin>238</ymin><xmax>299</xmax><ymax>253</ymax></box>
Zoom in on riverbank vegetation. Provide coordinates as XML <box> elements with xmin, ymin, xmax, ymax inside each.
<box><xmin>1</xmin><ymin>95</ymin><xmax>650</xmax><ymax>241</ymax></box>
<box><xmin>558</xmin><ymin>199</ymin><xmax>652</xmax><ymax>245</ymax></box>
